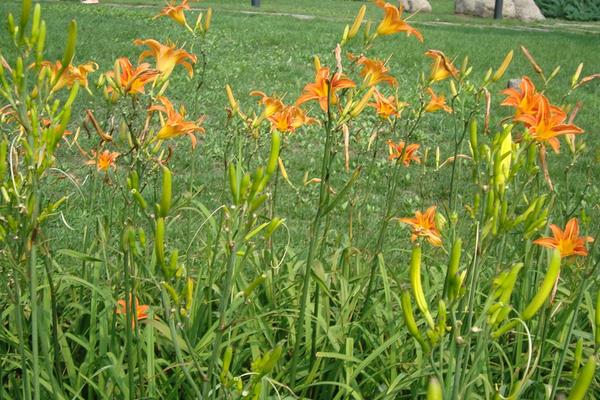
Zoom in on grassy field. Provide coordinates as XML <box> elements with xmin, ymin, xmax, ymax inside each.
<box><xmin>1</xmin><ymin>0</ymin><xmax>600</xmax><ymax>398</ymax></box>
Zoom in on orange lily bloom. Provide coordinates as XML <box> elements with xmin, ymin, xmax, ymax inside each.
<box><xmin>250</xmin><ymin>91</ymin><xmax>286</xmax><ymax>118</ymax></box>
<box><xmin>355</xmin><ymin>56</ymin><xmax>397</xmax><ymax>87</ymax></box>
<box><xmin>268</xmin><ymin>105</ymin><xmax>317</xmax><ymax>133</ymax></box>
<box><xmin>374</xmin><ymin>1</ymin><xmax>423</xmax><ymax>42</ymax></box>
<box><xmin>296</xmin><ymin>67</ymin><xmax>356</xmax><ymax>112</ymax></box>
<box><xmin>86</xmin><ymin>150</ymin><xmax>120</xmax><ymax>171</ymax></box>
<box><xmin>149</xmin><ymin>96</ymin><xmax>205</xmax><ymax>149</ymax></box>
<box><xmin>425</xmin><ymin>88</ymin><xmax>452</xmax><ymax>113</ymax></box>
<box><xmin>155</xmin><ymin>0</ymin><xmax>190</xmax><ymax>27</ymax></box>
<box><xmin>514</xmin><ymin>95</ymin><xmax>584</xmax><ymax>153</ymax></box>
<box><xmin>134</xmin><ymin>39</ymin><xmax>197</xmax><ymax>78</ymax></box>
<box><xmin>501</xmin><ymin>76</ymin><xmax>540</xmax><ymax>118</ymax></box>
<box><xmin>387</xmin><ymin>140</ymin><xmax>420</xmax><ymax>166</ymax></box>
<box><xmin>40</xmin><ymin>60</ymin><xmax>98</xmax><ymax>91</ymax></box>
<box><xmin>399</xmin><ymin>206</ymin><xmax>442</xmax><ymax>246</ymax></box>
<box><xmin>425</xmin><ymin>50</ymin><xmax>459</xmax><ymax>82</ymax></box>
<box><xmin>116</xmin><ymin>296</ymin><xmax>150</xmax><ymax>329</ymax></box>
<box><xmin>369</xmin><ymin>89</ymin><xmax>406</xmax><ymax>119</ymax></box>
<box><xmin>533</xmin><ymin>218</ymin><xmax>593</xmax><ymax>258</ymax></box>
<box><xmin>106</xmin><ymin>57</ymin><xmax>161</xmax><ymax>97</ymax></box>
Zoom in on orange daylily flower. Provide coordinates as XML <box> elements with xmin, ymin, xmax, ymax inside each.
<box><xmin>86</xmin><ymin>150</ymin><xmax>120</xmax><ymax>171</ymax></box>
<box><xmin>105</xmin><ymin>57</ymin><xmax>161</xmax><ymax>97</ymax></box>
<box><xmin>134</xmin><ymin>39</ymin><xmax>197</xmax><ymax>78</ymax></box>
<box><xmin>296</xmin><ymin>67</ymin><xmax>356</xmax><ymax>112</ymax></box>
<box><xmin>354</xmin><ymin>56</ymin><xmax>397</xmax><ymax>87</ymax></box>
<box><xmin>39</xmin><ymin>60</ymin><xmax>98</xmax><ymax>91</ymax></box>
<box><xmin>374</xmin><ymin>1</ymin><xmax>423</xmax><ymax>42</ymax></box>
<box><xmin>369</xmin><ymin>89</ymin><xmax>406</xmax><ymax>119</ymax></box>
<box><xmin>268</xmin><ymin>105</ymin><xmax>317</xmax><ymax>133</ymax></box>
<box><xmin>533</xmin><ymin>218</ymin><xmax>593</xmax><ymax>258</ymax></box>
<box><xmin>425</xmin><ymin>50</ymin><xmax>459</xmax><ymax>82</ymax></box>
<box><xmin>149</xmin><ymin>96</ymin><xmax>205</xmax><ymax>149</ymax></box>
<box><xmin>116</xmin><ymin>296</ymin><xmax>150</xmax><ymax>329</ymax></box>
<box><xmin>250</xmin><ymin>91</ymin><xmax>286</xmax><ymax>118</ymax></box>
<box><xmin>501</xmin><ymin>76</ymin><xmax>540</xmax><ymax>118</ymax></box>
<box><xmin>387</xmin><ymin>140</ymin><xmax>420</xmax><ymax>166</ymax></box>
<box><xmin>155</xmin><ymin>0</ymin><xmax>190</xmax><ymax>27</ymax></box>
<box><xmin>399</xmin><ymin>206</ymin><xmax>442</xmax><ymax>246</ymax></box>
<box><xmin>425</xmin><ymin>88</ymin><xmax>452</xmax><ymax>113</ymax></box>
<box><xmin>514</xmin><ymin>95</ymin><xmax>584</xmax><ymax>153</ymax></box>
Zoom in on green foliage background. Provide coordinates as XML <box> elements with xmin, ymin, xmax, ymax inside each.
<box><xmin>535</xmin><ymin>0</ymin><xmax>600</xmax><ymax>21</ymax></box>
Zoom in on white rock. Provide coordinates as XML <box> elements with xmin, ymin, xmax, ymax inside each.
<box><xmin>401</xmin><ymin>0</ymin><xmax>432</xmax><ymax>13</ymax></box>
<box><xmin>455</xmin><ymin>0</ymin><xmax>544</xmax><ymax>21</ymax></box>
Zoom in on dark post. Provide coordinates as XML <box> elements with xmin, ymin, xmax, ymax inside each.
<box><xmin>251</xmin><ymin>0</ymin><xmax>260</xmax><ymax>7</ymax></box>
<box><xmin>494</xmin><ymin>0</ymin><xmax>503</xmax><ymax>19</ymax></box>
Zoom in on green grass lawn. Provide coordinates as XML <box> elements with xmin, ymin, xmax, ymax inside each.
<box><xmin>2</xmin><ymin>0</ymin><xmax>599</xmax><ymax>240</ymax></box>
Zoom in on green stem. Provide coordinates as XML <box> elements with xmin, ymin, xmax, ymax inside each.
<box><xmin>161</xmin><ymin>288</ymin><xmax>203</xmax><ymax>399</ymax></box>
<box><xmin>289</xmin><ymin>84</ymin><xmax>336</xmax><ymax>387</ymax></box>
<box><xmin>30</xmin><ymin>242</ymin><xmax>40</xmax><ymax>400</ymax></box>
<box><xmin>549</xmin><ymin>257</ymin><xmax>600</xmax><ymax>399</ymax></box>
<box><xmin>205</xmin><ymin>237</ymin><xmax>241</xmax><ymax>399</ymax></box>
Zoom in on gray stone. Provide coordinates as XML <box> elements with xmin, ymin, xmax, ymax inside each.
<box><xmin>455</xmin><ymin>0</ymin><xmax>544</xmax><ymax>21</ymax></box>
<box><xmin>401</xmin><ymin>0</ymin><xmax>432</xmax><ymax>13</ymax></box>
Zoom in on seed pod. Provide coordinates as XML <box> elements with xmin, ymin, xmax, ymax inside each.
<box><xmin>225</xmin><ymin>84</ymin><xmax>238</xmax><ymax>111</ymax></box>
<box><xmin>350</xmin><ymin>87</ymin><xmax>374</xmax><ymax>117</ymax></box>
<box><xmin>450</xmin><ymin>79</ymin><xmax>458</xmax><ymax>97</ymax></box>
<box><xmin>30</xmin><ymin>4</ymin><xmax>41</xmax><ymax>44</ymax></box>
<box><xmin>469</xmin><ymin>118</ymin><xmax>478</xmax><ymax>162</ymax></box>
<box><xmin>521</xmin><ymin>249</ymin><xmax>561</xmax><ymax>320</ymax></box>
<box><xmin>444</xmin><ymin>238</ymin><xmax>462</xmax><ymax>300</ymax></box>
<box><xmin>567</xmin><ymin>356</ymin><xmax>596</xmax><ymax>400</ymax></box>
<box><xmin>131</xmin><ymin>189</ymin><xmax>147</xmax><ymax>209</ymax></box>
<box><xmin>163</xmin><ymin>282</ymin><xmax>179</xmax><ymax>305</ymax></box>
<box><xmin>571</xmin><ymin>63</ymin><xmax>583</xmax><ymax>88</ymax></box>
<box><xmin>183</xmin><ymin>278</ymin><xmax>194</xmax><ymax>311</ymax></box>
<box><xmin>228</xmin><ymin>162</ymin><xmax>239</xmax><ymax>204</ymax></box>
<box><xmin>348</xmin><ymin>5</ymin><xmax>366</xmax><ymax>40</ymax></box>
<box><xmin>248</xmin><ymin>166</ymin><xmax>264</xmax><ymax>201</ymax></box>
<box><xmin>264</xmin><ymin>217</ymin><xmax>284</xmax><ymax>239</ymax></box>
<box><xmin>549</xmin><ymin>65</ymin><xmax>561</xmax><ymax>81</ymax></box>
<box><xmin>61</xmin><ymin>20</ymin><xmax>77</xmax><ymax>68</ymax></box>
<box><xmin>19</xmin><ymin>0</ymin><xmax>31</xmax><ymax>42</ymax></box>
<box><xmin>158</xmin><ymin>167</ymin><xmax>171</xmax><ymax>216</ymax></box>
<box><xmin>138</xmin><ymin>228</ymin><xmax>146</xmax><ymax>247</ymax></box>
<box><xmin>204</xmin><ymin>8</ymin><xmax>212</xmax><ymax>32</ymax></box>
<box><xmin>492</xmin><ymin>50</ymin><xmax>514</xmax><ymax>82</ymax></box>
<box><xmin>265</xmin><ymin>130</ymin><xmax>281</xmax><ymax>179</ymax></box>
<box><xmin>239</xmin><ymin>173</ymin><xmax>251</xmax><ymax>203</ymax></box>
<box><xmin>426</xmin><ymin>377</ymin><xmax>443</xmax><ymax>400</ymax></box>
<box><xmin>129</xmin><ymin>170</ymin><xmax>139</xmax><ymax>190</ymax></box>
<box><xmin>248</xmin><ymin>193</ymin><xmax>268</xmax><ymax>214</ymax></box>
<box><xmin>155</xmin><ymin>218</ymin><xmax>166</xmax><ymax>269</ymax></box>
<box><xmin>167</xmin><ymin>249</ymin><xmax>178</xmax><ymax>278</ymax></box>
<box><xmin>400</xmin><ymin>290</ymin><xmax>430</xmax><ymax>353</ymax></box>
<box><xmin>363</xmin><ymin>20</ymin><xmax>372</xmax><ymax>41</ymax></box>
<box><xmin>341</xmin><ymin>24</ymin><xmax>350</xmax><ymax>44</ymax></box>
<box><xmin>7</xmin><ymin>13</ymin><xmax>16</xmax><ymax>37</ymax></box>
<box><xmin>410</xmin><ymin>246</ymin><xmax>435</xmax><ymax>329</ymax></box>
<box><xmin>483</xmin><ymin>67</ymin><xmax>493</xmax><ymax>83</ymax></box>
